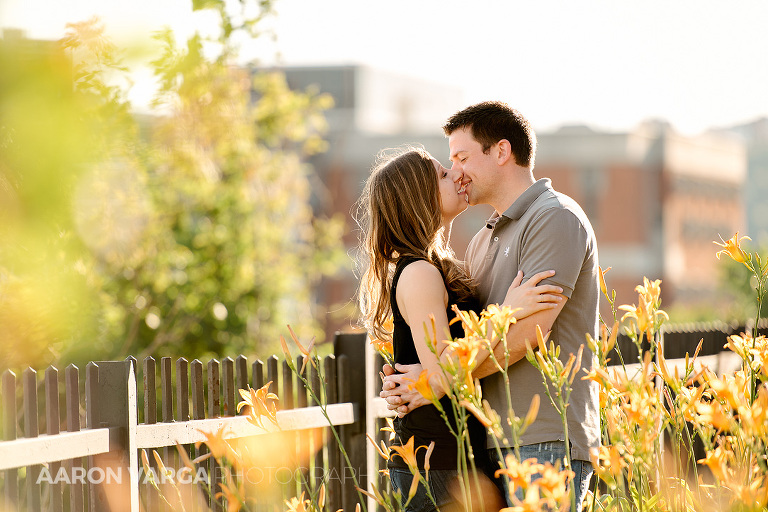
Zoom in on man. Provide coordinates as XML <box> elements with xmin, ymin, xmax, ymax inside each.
<box><xmin>381</xmin><ymin>101</ymin><xmax>600</xmax><ymax>511</ymax></box>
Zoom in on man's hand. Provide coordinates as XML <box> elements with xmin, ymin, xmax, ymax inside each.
<box><xmin>379</xmin><ymin>363</ymin><xmax>429</xmax><ymax>417</ymax></box>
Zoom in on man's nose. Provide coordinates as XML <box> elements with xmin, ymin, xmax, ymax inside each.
<box><xmin>448</xmin><ymin>166</ymin><xmax>463</xmax><ymax>184</ymax></box>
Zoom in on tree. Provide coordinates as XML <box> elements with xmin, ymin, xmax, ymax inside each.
<box><xmin>0</xmin><ymin>1</ymin><xmax>346</xmax><ymax>369</ymax></box>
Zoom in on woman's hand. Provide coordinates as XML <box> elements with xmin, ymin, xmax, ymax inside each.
<box><xmin>503</xmin><ymin>269</ymin><xmax>563</xmax><ymax>320</ymax></box>
<box><xmin>380</xmin><ymin>363</ymin><xmax>433</xmax><ymax>417</ymax></box>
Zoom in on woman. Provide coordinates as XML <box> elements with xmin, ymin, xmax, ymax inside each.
<box><xmin>355</xmin><ymin>146</ymin><xmax>562</xmax><ymax>511</ymax></box>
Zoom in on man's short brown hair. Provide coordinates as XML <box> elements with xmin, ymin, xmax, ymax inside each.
<box><xmin>443</xmin><ymin>101</ymin><xmax>537</xmax><ymax>168</ymax></box>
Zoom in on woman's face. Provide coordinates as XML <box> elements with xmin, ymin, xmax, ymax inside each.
<box><xmin>432</xmin><ymin>158</ymin><xmax>467</xmax><ymax>223</ymax></box>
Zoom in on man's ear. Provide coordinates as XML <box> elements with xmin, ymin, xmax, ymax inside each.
<box><xmin>496</xmin><ymin>139</ymin><xmax>513</xmax><ymax>165</ymax></box>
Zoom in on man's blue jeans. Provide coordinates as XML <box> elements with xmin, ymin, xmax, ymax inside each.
<box><xmin>490</xmin><ymin>441</ymin><xmax>593</xmax><ymax>512</ymax></box>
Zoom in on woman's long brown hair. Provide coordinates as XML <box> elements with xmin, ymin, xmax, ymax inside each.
<box><xmin>354</xmin><ymin>146</ymin><xmax>475</xmax><ymax>342</ymax></box>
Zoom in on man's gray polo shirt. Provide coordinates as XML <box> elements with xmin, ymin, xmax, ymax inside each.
<box><xmin>465</xmin><ymin>178</ymin><xmax>600</xmax><ymax>461</ymax></box>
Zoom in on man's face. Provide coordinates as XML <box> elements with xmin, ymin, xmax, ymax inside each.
<box><xmin>448</xmin><ymin>127</ymin><xmax>498</xmax><ymax>207</ymax></box>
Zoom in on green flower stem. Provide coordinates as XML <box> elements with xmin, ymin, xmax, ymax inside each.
<box><xmin>293</xmin><ymin>356</ymin><xmax>368</xmax><ymax>512</ymax></box>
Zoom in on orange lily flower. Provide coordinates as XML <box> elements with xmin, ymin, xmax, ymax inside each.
<box><xmin>284</xmin><ymin>492</ymin><xmax>310</xmax><ymax>512</ymax></box>
<box><xmin>505</xmin><ymin>483</ymin><xmax>546</xmax><ymax>512</ymax></box>
<box><xmin>406</xmin><ymin>369</ymin><xmax>437</xmax><ymax>402</ymax></box>
<box><xmin>495</xmin><ymin>455</ymin><xmax>544</xmax><ymax>493</ymax></box>
<box><xmin>445</xmin><ymin>336</ymin><xmax>481</xmax><ymax>372</ymax></box>
<box><xmin>389</xmin><ymin>435</ymin><xmax>429</xmax><ymax>474</ymax></box>
<box><xmin>599</xmin><ymin>266</ymin><xmax>611</xmax><ymax>297</ymax></box>
<box><xmin>698</xmin><ymin>445</ymin><xmax>731</xmax><ymax>483</ymax></box>
<box><xmin>459</xmin><ymin>399</ymin><xmax>493</xmax><ymax>427</ymax></box>
<box><xmin>382</xmin><ymin>315</ymin><xmax>394</xmax><ymax>333</ymax></box>
<box><xmin>238</xmin><ymin>382</ymin><xmax>279</xmax><ymax>428</ymax></box>
<box><xmin>714</xmin><ymin>232</ymin><xmax>750</xmax><ymax>265</ymax></box>
<box><xmin>214</xmin><ymin>468</ymin><xmax>244</xmax><ymax>512</ymax></box>
<box><xmin>370</xmin><ymin>336</ymin><xmax>394</xmax><ymax>360</ymax></box>
<box><xmin>287</xmin><ymin>324</ymin><xmax>316</xmax><ymax>374</ymax></box>
<box><xmin>635</xmin><ymin>277</ymin><xmax>662</xmax><ymax>306</ymax></box>
<box><xmin>196</xmin><ymin>425</ymin><xmax>234</xmax><ymax>462</ymax></box>
<box><xmin>694</xmin><ymin>400</ymin><xmax>731</xmax><ymax>432</ymax></box>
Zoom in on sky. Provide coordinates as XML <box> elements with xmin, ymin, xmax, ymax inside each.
<box><xmin>2</xmin><ymin>0</ymin><xmax>768</xmax><ymax>135</ymax></box>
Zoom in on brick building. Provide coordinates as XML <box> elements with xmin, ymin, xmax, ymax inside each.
<box><xmin>536</xmin><ymin>121</ymin><xmax>746</xmax><ymax>316</ymax></box>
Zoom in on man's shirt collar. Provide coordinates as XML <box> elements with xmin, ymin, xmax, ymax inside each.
<box><xmin>485</xmin><ymin>178</ymin><xmax>552</xmax><ymax>229</ymax></box>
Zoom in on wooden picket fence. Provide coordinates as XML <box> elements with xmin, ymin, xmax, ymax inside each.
<box><xmin>0</xmin><ymin>332</ymin><xmax>372</xmax><ymax>512</ymax></box>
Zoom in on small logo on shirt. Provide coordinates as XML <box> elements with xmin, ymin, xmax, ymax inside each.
<box><xmin>504</xmin><ymin>246</ymin><xmax>511</xmax><ymax>257</ymax></box>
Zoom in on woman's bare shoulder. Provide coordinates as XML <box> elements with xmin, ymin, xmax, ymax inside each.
<box><xmin>397</xmin><ymin>260</ymin><xmax>445</xmax><ymax>297</ymax></box>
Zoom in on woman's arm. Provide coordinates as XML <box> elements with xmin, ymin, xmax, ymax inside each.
<box><xmin>501</xmin><ymin>269</ymin><xmax>563</xmax><ymax>319</ymax></box>
<box><xmin>395</xmin><ymin>261</ymin><xmax>454</xmax><ymax>378</ymax></box>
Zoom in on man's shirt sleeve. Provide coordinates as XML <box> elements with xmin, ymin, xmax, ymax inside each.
<box><xmin>518</xmin><ymin>207</ymin><xmax>589</xmax><ymax>299</ymax></box>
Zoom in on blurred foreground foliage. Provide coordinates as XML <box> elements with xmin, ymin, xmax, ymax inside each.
<box><xmin>0</xmin><ymin>0</ymin><xmax>346</xmax><ymax>369</ymax></box>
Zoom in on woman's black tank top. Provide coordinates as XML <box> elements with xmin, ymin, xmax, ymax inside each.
<box><xmin>388</xmin><ymin>256</ymin><xmax>485</xmax><ymax>470</ymax></box>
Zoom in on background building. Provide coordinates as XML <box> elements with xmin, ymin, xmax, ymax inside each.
<box><xmin>536</xmin><ymin>122</ymin><xmax>746</xmax><ymax>318</ymax></box>
<box><xmin>712</xmin><ymin>117</ymin><xmax>768</xmax><ymax>247</ymax></box>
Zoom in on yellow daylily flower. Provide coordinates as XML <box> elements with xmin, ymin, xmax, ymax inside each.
<box><xmin>195</xmin><ymin>425</ymin><xmax>234</xmax><ymax>461</ymax></box>
<box><xmin>693</xmin><ymin>400</ymin><xmax>732</xmax><ymax>432</ymax></box>
<box><xmin>389</xmin><ymin>435</ymin><xmax>429</xmax><ymax>474</ymax></box>
<box><xmin>698</xmin><ymin>445</ymin><xmax>732</xmax><ymax>483</ymax></box>
<box><xmin>495</xmin><ymin>455</ymin><xmax>544</xmax><ymax>492</ymax></box>
<box><xmin>536</xmin><ymin>462</ymin><xmax>573</xmax><ymax>506</ymax></box>
<box><xmin>238</xmin><ymin>382</ymin><xmax>279</xmax><ymax>428</ymax></box>
<box><xmin>445</xmin><ymin>336</ymin><xmax>481</xmax><ymax>372</ymax></box>
<box><xmin>459</xmin><ymin>399</ymin><xmax>493</xmax><ymax>427</ymax></box>
<box><xmin>451</xmin><ymin>305</ymin><xmax>485</xmax><ymax>338</ymax></box>
<box><xmin>214</xmin><ymin>468</ymin><xmax>244</xmax><ymax>512</ymax></box>
<box><xmin>287</xmin><ymin>324</ymin><xmax>316</xmax><ymax>374</ymax></box>
<box><xmin>406</xmin><ymin>369</ymin><xmax>437</xmax><ymax>402</ymax></box>
<box><xmin>599</xmin><ymin>266</ymin><xmax>611</xmax><ymax>297</ymax></box>
<box><xmin>619</xmin><ymin>289</ymin><xmax>669</xmax><ymax>342</ymax></box>
<box><xmin>284</xmin><ymin>492</ymin><xmax>310</xmax><ymax>512</ymax></box>
<box><xmin>635</xmin><ymin>277</ymin><xmax>662</xmax><ymax>306</ymax></box>
<box><xmin>482</xmin><ymin>303</ymin><xmax>519</xmax><ymax>340</ymax></box>
<box><xmin>732</xmin><ymin>477</ymin><xmax>768</xmax><ymax>511</ymax></box>
<box><xmin>506</xmin><ymin>484</ymin><xmax>547</xmax><ymax>512</ymax></box>
<box><xmin>370</xmin><ymin>336</ymin><xmax>394</xmax><ymax>360</ymax></box>
<box><xmin>714</xmin><ymin>232</ymin><xmax>750</xmax><ymax>265</ymax></box>
<box><xmin>590</xmin><ymin>445</ymin><xmax>627</xmax><ymax>481</ymax></box>
<box><xmin>382</xmin><ymin>315</ymin><xmax>394</xmax><ymax>333</ymax></box>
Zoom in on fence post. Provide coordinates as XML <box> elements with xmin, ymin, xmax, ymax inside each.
<box><xmin>92</xmin><ymin>360</ymin><xmax>139</xmax><ymax>512</ymax></box>
<box><xmin>324</xmin><ymin>355</ymin><xmax>342</xmax><ymax>511</ymax></box>
<box><xmin>45</xmin><ymin>366</ymin><xmax>64</xmax><ymax>512</ymax></box>
<box><xmin>23</xmin><ymin>368</ymin><xmax>42</xmax><ymax>511</ymax></box>
<box><xmin>3</xmin><ymin>370</ymin><xmax>18</xmax><ymax>511</ymax></box>
<box><xmin>333</xmin><ymin>331</ymin><xmax>367</xmax><ymax>512</ymax></box>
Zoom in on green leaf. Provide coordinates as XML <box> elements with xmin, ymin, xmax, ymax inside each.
<box><xmin>191</xmin><ymin>0</ymin><xmax>222</xmax><ymax>12</ymax></box>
